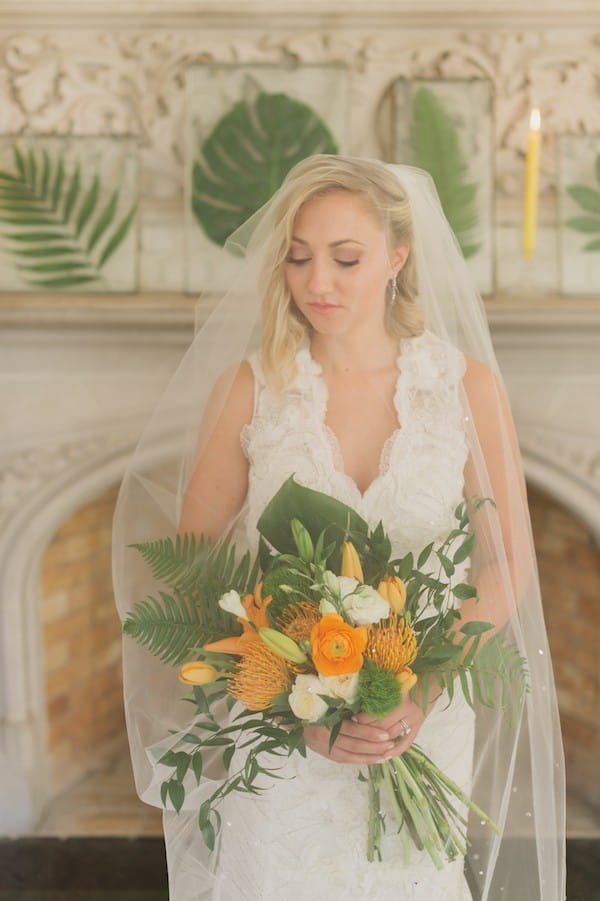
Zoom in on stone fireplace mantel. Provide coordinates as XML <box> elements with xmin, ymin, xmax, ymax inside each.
<box><xmin>2</xmin><ymin>292</ymin><xmax>599</xmax><ymax>836</ymax></box>
<box><xmin>1</xmin><ymin>0</ymin><xmax>600</xmax><ymax>836</ymax></box>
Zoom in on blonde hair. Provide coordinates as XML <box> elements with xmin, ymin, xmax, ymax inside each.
<box><xmin>259</xmin><ymin>155</ymin><xmax>424</xmax><ymax>392</ymax></box>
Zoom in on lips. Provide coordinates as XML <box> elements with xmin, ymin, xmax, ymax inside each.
<box><xmin>308</xmin><ymin>302</ymin><xmax>341</xmax><ymax>314</ymax></box>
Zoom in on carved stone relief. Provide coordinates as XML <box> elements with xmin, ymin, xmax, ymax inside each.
<box><xmin>0</xmin><ymin>26</ymin><xmax>598</xmax><ymax>225</ymax></box>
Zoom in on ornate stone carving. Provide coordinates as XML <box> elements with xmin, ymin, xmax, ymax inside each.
<box><xmin>0</xmin><ymin>430</ymin><xmax>129</xmax><ymax>526</ymax></box>
<box><xmin>0</xmin><ymin>24</ymin><xmax>598</xmax><ymax>209</ymax></box>
<box><xmin>519</xmin><ymin>425</ymin><xmax>600</xmax><ymax>491</ymax></box>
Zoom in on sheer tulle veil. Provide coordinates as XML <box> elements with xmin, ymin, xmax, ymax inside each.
<box><xmin>112</xmin><ymin>156</ymin><xmax>566</xmax><ymax>900</ymax></box>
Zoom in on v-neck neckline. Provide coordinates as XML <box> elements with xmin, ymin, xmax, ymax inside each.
<box><xmin>303</xmin><ymin>338</ymin><xmax>412</xmax><ymax>501</ymax></box>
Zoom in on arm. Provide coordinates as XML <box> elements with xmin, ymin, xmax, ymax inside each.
<box><xmin>179</xmin><ymin>361</ymin><xmax>254</xmax><ymax>540</ymax></box>
<box><xmin>456</xmin><ymin>355</ymin><xmax>532</xmax><ymax>632</ymax></box>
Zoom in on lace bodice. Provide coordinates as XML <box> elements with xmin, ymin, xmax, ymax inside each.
<box><xmin>241</xmin><ymin>330</ymin><xmax>468</xmax><ymax>557</ymax></box>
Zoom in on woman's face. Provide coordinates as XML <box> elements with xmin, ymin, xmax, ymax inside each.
<box><xmin>284</xmin><ymin>190</ymin><xmax>408</xmax><ymax>338</ymax></box>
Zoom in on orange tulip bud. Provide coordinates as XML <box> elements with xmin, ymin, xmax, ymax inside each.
<box><xmin>377</xmin><ymin>576</ymin><xmax>407</xmax><ymax>614</ymax></box>
<box><xmin>178</xmin><ymin>661</ymin><xmax>219</xmax><ymax>685</ymax></box>
<box><xmin>396</xmin><ymin>666</ymin><xmax>417</xmax><ymax>694</ymax></box>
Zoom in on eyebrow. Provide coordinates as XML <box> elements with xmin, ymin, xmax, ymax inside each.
<box><xmin>290</xmin><ymin>236</ymin><xmax>367</xmax><ymax>248</ymax></box>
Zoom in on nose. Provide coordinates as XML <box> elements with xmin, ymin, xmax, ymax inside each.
<box><xmin>306</xmin><ymin>256</ymin><xmax>333</xmax><ymax>296</ymax></box>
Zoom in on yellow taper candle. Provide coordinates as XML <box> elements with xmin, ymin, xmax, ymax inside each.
<box><xmin>523</xmin><ymin>108</ymin><xmax>541</xmax><ymax>259</ymax></box>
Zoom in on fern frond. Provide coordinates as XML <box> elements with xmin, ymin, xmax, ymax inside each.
<box><xmin>130</xmin><ymin>532</ymin><xmax>204</xmax><ymax>585</ymax></box>
<box><xmin>0</xmin><ymin>143</ymin><xmax>135</xmax><ymax>289</ymax></box>
<box><xmin>123</xmin><ymin>591</ymin><xmax>233</xmax><ymax>665</ymax></box>
<box><xmin>130</xmin><ymin>533</ymin><xmax>256</xmax><ymax>599</ymax></box>
<box><xmin>409</xmin><ymin>87</ymin><xmax>480</xmax><ymax>259</ymax></box>
<box><xmin>466</xmin><ymin>633</ymin><xmax>529</xmax><ymax>724</ymax></box>
<box><xmin>128</xmin><ymin>533</ymin><xmax>259</xmax><ymax>658</ymax></box>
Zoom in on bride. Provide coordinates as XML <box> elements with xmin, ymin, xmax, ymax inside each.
<box><xmin>113</xmin><ymin>156</ymin><xmax>565</xmax><ymax>900</ymax></box>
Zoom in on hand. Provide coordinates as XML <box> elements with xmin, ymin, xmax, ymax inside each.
<box><xmin>304</xmin><ymin>692</ymin><xmax>434</xmax><ymax>765</ymax></box>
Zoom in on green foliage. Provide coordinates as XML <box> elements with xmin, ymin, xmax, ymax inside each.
<box><xmin>358</xmin><ymin>659</ymin><xmax>403</xmax><ymax>718</ymax></box>
<box><xmin>123</xmin><ymin>590</ymin><xmax>212</xmax><ymax>665</ymax></box>
<box><xmin>124</xmin><ymin>534</ymin><xmax>258</xmax><ymax>665</ymax></box>
<box><xmin>412</xmin><ymin>625</ymin><xmax>528</xmax><ymax>725</ymax></box>
<box><xmin>409</xmin><ymin>87</ymin><xmax>480</xmax><ymax>259</ymax></box>
<box><xmin>565</xmin><ymin>153</ymin><xmax>600</xmax><ymax>251</ymax></box>
<box><xmin>261</xmin><ymin>563</ymin><xmax>314</xmax><ymax>624</ymax></box>
<box><xmin>121</xmin><ymin>478</ymin><xmax>529</xmax><ymax>867</ymax></box>
<box><xmin>257</xmin><ymin>475</ymin><xmax>368</xmax><ymax>559</ymax></box>
<box><xmin>156</xmin><ymin>700</ymin><xmax>305</xmax><ymax>852</ymax></box>
<box><xmin>191</xmin><ymin>90</ymin><xmax>338</xmax><ymax>246</ymax></box>
<box><xmin>0</xmin><ymin>144</ymin><xmax>136</xmax><ymax>288</ymax></box>
<box><xmin>466</xmin><ymin>630</ymin><xmax>529</xmax><ymax>724</ymax></box>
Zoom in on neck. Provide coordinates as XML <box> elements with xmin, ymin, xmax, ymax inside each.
<box><xmin>309</xmin><ymin>326</ymin><xmax>398</xmax><ymax>375</ymax></box>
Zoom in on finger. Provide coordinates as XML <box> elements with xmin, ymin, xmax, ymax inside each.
<box><xmin>338</xmin><ymin>720</ymin><xmax>392</xmax><ymax>743</ymax></box>
<box><xmin>351</xmin><ymin>711</ymin><xmax>378</xmax><ymax>725</ymax></box>
<box><xmin>333</xmin><ymin>734</ymin><xmax>395</xmax><ymax>757</ymax></box>
<box><xmin>385</xmin><ymin>717</ymin><xmax>414</xmax><ymax>743</ymax></box>
<box><xmin>328</xmin><ymin>743</ymin><xmax>396</xmax><ymax>764</ymax></box>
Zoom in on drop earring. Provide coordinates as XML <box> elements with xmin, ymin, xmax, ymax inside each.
<box><xmin>389</xmin><ymin>276</ymin><xmax>399</xmax><ymax>304</ymax></box>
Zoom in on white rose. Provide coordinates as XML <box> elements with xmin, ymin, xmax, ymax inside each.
<box><xmin>342</xmin><ymin>585</ymin><xmax>389</xmax><ymax>625</ymax></box>
<box><xmin>319</xmin><ymin>672</ymin><xmax>360</xmax><ymax>704</ymax></box>
<box><xmin>218</xmin><ymin>590</ymin><xmax>248</xmax><ymax>620</ymax></box>
<box><xmin>288</xmin><ymin>674</ymin><xmax>329</xmax><ymax>722</ymax></box>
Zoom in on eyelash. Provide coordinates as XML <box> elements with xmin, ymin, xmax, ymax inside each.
<box><xmin>286</xmin><ymin>258</ymin><xmax>359</xmax><ymax>268</ymax></box>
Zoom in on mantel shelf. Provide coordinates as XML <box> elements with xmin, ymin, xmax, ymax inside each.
<box><xmin>1</xmin><ymin>293</ymin><xmax>600</xmax><ymax>335</ymax></box>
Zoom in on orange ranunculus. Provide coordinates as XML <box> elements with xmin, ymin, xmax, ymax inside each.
<box><xmin>178</xmin><ymin>661</ymin><xmax>219</xmax><ymax>685</ymax></box>
<box><xmin>310</xmin><ymin>613</ymin><xmax>368</xmax><ymax>676</ymax></box>
<box><xmin>204</xmin><ymin>585</ymin><xmax>272</xmax><ymax>655</ymax></box>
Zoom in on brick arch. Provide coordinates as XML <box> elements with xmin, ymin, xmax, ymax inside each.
<box><xmin>40</xmin><ymin>482</ymin><xmax>124</xmax><ymax>802</ymax></box>
<box><xmin>527</xmin><ymin>483</ymin><xmax>600</xmax><ymax>811</ymax></box>
<box><xmin>0</xmin><ymin>432</ymin><xmax>179</xmax><ymax>834</ymax></box>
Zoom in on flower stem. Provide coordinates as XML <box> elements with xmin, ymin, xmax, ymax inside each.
<box><xmin>367</xmin><ymin>765</ymin><xmax>383</xmax><ymax>862</ymax></box>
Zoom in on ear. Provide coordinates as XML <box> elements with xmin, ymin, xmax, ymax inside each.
<box><xmin>391</xmin><ymin>243</ymin><xmax>410</xmax><ymax>277</ymax></box>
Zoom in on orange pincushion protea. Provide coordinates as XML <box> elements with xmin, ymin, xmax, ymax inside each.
<box><xmin>228</xmin><ymin>642</ymin><xmax>295</xmax><ymax>711</ymax></box>
<box><xmin>365</xmin><ymin>613</ymin><xmax>418</xmax><ymax>674</ymax></box>
<box><xmin>278</xmin><ymin>601</ymin><xmax>322</xmax><ymax>643</ymax></box>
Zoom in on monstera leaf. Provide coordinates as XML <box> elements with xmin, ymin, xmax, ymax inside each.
<box><xmin>192</xmin><ymin>90</ymin><xmax>338</xmax><ymax>246</ymax></box>
<box><xmin>0</xmin><ymin>144</ymin><xmax>136</xmax><ymax>289</ymax></box>
<box><xmin>409</xmin><ymin>87</ymin><xmax>480</xmax><ymax>259</ymax></box>
<box><xmin>565</xmin><ymin>152</ymin><xmax>600</xmax><ymax>251</ymax></box>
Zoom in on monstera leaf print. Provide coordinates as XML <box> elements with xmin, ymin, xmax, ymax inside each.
<box><xmin>409</xmin><ymin>87</ymin><xmax>480</xmax><ymax>259</ymax></box>
<box><xmin>192</xmin><ymin>90</ymin><xmax>338</xmax><ymax>246</ymax></box>
<box><xmin>565</xmin><ymin>152</ymin><xmax>600</xmax><ymax>252</ymax></box>
<box><xmin>0</xmin><ymin>144</ymin><xmax>136</xmax><ymax>289</ymax></box>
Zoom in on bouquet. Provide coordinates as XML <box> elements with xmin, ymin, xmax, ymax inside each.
<box><xmin>124</xmin><ymin>477</ymin><xmax>527</xmax><ymax>868</ymax></box>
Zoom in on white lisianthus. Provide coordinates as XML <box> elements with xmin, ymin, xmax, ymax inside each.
<box><xmin>288</xmin><ymin>674</ymin><xmax>329</xmax><ymax>722</ymax></box>
<box><xmin>322</xmin><ymin>570</ymin><xmax>341</xmax><ymax>597</ymax></box>
<box><xmin>319</xmin><ymin>672</ymin><xmax>360</xmax><ymax>704</ymax></box>
<box><xmin>337</xmin><ymin>576</ymin><xmax>359</xmax><ymax>597</ymax></box>
<box><xmin>319</xmin><ymin>598</ymin><xmax>338</xmax><ymax>616</ymax></box>
<box><xmin>218</xmin><ymin>589</ymin><xmax>248</xmax><ymax>620</ymax></box>
<box><xmin>342</xmin><ymin>585</ymin><xmax>390</xmax><ymax>625</ymax></box>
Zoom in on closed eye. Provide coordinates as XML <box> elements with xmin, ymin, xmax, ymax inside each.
<box><xmin>286</xmin><ymin>257</ymin><xmax>359</xmax><ymax>267</ymax></box>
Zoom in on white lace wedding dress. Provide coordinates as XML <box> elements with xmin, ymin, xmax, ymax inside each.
<box><xmin>213</xmin><ymin>331</ymin><xmax>475</xmax><ymax>900</ymax></box>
